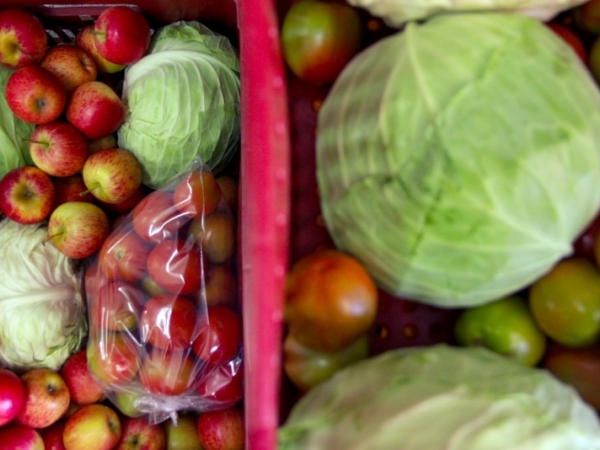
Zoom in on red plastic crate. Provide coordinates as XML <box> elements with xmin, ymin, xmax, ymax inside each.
<box><xmin>4</xmin><ymin>2</ymin><xmax>458</xmax><ymax>449</ymax></box>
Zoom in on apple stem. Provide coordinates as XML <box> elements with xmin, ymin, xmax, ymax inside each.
<box><xmin>22</xmin><ymin>138</ymin><xmax>47</xmax><ymax>146</ymax></box>
<box><xmin>42</xmin><ymin>232</ymin><xmax>63</xmax><ymax>246</ymax></box>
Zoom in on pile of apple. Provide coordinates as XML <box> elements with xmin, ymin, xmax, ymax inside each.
<box><xmin>0</xmin><ymin>5</ymin><xmax>152</xmax><ymax>260</ymax></box>
<box><xmin>0</xmin><ymin>350</ymin><xmax>244</xmax><ymax>450</ymax></box>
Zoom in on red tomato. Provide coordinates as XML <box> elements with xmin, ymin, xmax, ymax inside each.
<box><xmin>189</xmin><ymin>211</ymin><xmax>237</xmax><ymax>264</ymax></box>
<box><xmin>573</xmin><ymin>212</ymin><xmax>600</xmax><ymax>261</ymax></box>
<box><xmin>542</xmin><ymin>341</ymin><xmax>600</xmax><ymax>410</ymax></box>
<box><xmin>281</xmin><ymin>0</ymin><xmax>363</xmax><ymax>85</ymax></box>
<box><xmin>547</xmin><ymin>22</ymin><xmax>588</xmax><ymax>64</ymax></box>
<box><xmin>132</xmin><ymin>190</ymin><xmax>192</xmax><ymax>243</ymax></box>
<box><xmin>146</xmin><ymin>239</ymin><xmax>204</xmax><ymax>295</ymax></box>
<box><xmin>283</xmin><ymin>332</ymin><xmax>369</xmax><ymax>392</ymax></box>
<box><xmin>88</xmin><ymin>280</ymin><xmax>148</xmax><ymax>332</ymax></box>
<box><xmin>172</xmin><ymin>170</ymin><xmax>223</xmax><ymax>218</ymax></box>
<box><xmin>139</xmin><ymin>347</ymin><xmax>197</xmax><ymax>396</ymax></box>
<box><xmin>192</xmin><ymin>306</ymin><xmax>243</xmax><ymax>365</ymax></box>
<box><xmin>285</xmin><ymin>249</ymin><xmax>378</xmax><ymax>352</ymax></box>
<box><xmin>196</xmin><ymin>359</ymin><xmax>243</xmax><ymax>405</ymax></box>
<box><xmin>140</xmin><ymin>294</ymin><xmax>198</xmax><ymax>349</ymax></box>
<box><xmin>98</xmin><ymin>230</ymin><xmax>152</xmax><ymax>282</ymax></box>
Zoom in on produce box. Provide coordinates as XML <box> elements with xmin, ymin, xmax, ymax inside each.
<box><xmin>4</xmin><ymin>0</ymin><xmax>600</xmax><ymax>449</ymax></box>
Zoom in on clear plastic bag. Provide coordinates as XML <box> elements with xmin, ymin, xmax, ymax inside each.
<box><xmin>84</xmin><ymin>161</ymin><xmax>242</xmax><ymax>424</ymax></box>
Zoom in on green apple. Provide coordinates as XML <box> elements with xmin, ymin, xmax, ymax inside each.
<box><xmin>163</xmin><ymin>414</ymin><xmax>203</xmax><ymax>450</ymax></box>
<box><xmin>454</xmin><ymin>295</ymin><xmax>547</xmax><ymax>367</ymax></box>
<box><xmin>111</xmin><ymin>390</ymin><xmax>145</xmax><ymax>419</ymax></box>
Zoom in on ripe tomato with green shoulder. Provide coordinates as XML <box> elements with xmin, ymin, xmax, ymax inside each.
<box><xmin>542</xmin><ymin>341</ymin><xmax>600</xmax><ymax>411</ymax></box>
<box><xmin>283</xmin><ymin>332</ymin><xmax>369</xmax><ymax>392</ymax></box>
<box><xmin>280</xmin><ymin>0</ymin><xmax>363</xmax><ymax>85</ymax></box>
<box><xmin>285</xmin><ymin>249</ymin><xmax>378</xmax><ymax>352</ymax></box>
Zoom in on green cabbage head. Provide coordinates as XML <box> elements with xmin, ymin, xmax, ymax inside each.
<box><xmin>0</xmin><ymin>220</ymin><xmax>87</xmax><ymax>372</ymax></box>
<box><xmin>346</xmin><ymin>0</ymin><xmax>587</xmax><ymax>27</ymax></box>
<box><xmin>118</xmin><ymin>21</ymin><xmax>240</xmax><ymax>189</ymax></box>
<box><xmin>317</xmin><ymin>12</ymin><xmax>600</xmax><ymax>307</ymax></box>
<box><xmin>279</xmin><ymin>345</ymin><xmax>600</xmax><ymax>450</ymax></box>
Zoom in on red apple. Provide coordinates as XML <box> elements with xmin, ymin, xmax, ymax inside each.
<box><xmin>66</xmin><ymin>81</ymin><xmax>126</xmax><ymax>140</ymax></box>
<box><xmin>0</xmin><ymin>367</ymin><xmax>25</xmax><ymax>426</ymax></box>
<box><xmin>132</xmin><ymin>190</ymin><xmax>193</xmax><ymax>243</ymax></box>
<box><xmin>146</xmin><ymin>239</ymin><xmax>204</xmax><ymax>295</ymax></box>
<box><xmin>63</xmin><ymin>404</ymin><xmax>122</xmax><ymax>450</ymax></box>
<box><xmin>39</xmin><ymin>420</ymin><xmax>66</xmax><ymax>450</ymax></box>
<box><xmin>98</xmin><ymin>230</ymin><xmax>152</xmax><ymax>283</ymax></box>
<box><xmin>75</xmin><ymin>25</ymin><xmax>126</xmax><ymax>74</ymax></box>
<box><xmin>0</xmin><ymin>8</ymin><xmax>47</xmax><ymax>69</ymax></box>
<box><xmin>87</xmin><ymin>332</ymin><xmax>141</xmax><ymax>385</ymax></box>
<box><xmin>93</xmin><ymin>6</ymin><xmax>151</xmax><ymax>65</ymax></box>
<box><xmin>192</xmin><ymin>306</ymin><xmax>242</xmax><ymax>366</ymax></box>
<box><xmin>29</xmin><ymin>121</ymin><xmax>89</xmax><ymax>177</ymax></box>
<box><xmin>140</xmin><ymin>294</ymin><xmax>198</xmax><ymax>349</ymax></box>
<box><xmin>88</xmin><ymin>280</ymin><xmax>148</xmax><ymax>332</ymax></box>
<box><xmin>117</xmin><ymin>416</ymin><xmax>166</xmax><ymax>450</ymax></box>
<box><xmin>47</xmin><ymin>201</ymin><xmax>109</xmax><ymax>259</ymax></box>
<box><xmin>52</xmin><ymin>174</ymin><xmax>95</xmax><ymax>208</ymax></box>
<box><xmin>82</xmin><ymin>148</ymin><xmax>142</xmax><ymax>204</ymax></box>
<box><xmin>0</xmin><ymin>424</ymin><xmax>44</xmax><ymax>450</ymax></box>
<box><xmin>59</xmin><ymin>349</ymin><xmax>105</xmax><ymax>406</ymax></box>
<box><xmin>5</xmin><ymin>66</ymin><xmax>67</xmax><ymax>124</ymax></box>
<box><xmin>0</xmin><ymin>165</ymin><xmax>55</xmax><ymax>224</ymax></box>
<box><xmin>163</xmin><ymin>414</ymin><xmax>203</xmax><ymax>450</ymax></box>
<box><xmin>173</xmin><ymin>170</ymin><xmax>223</xmax><ymax>219</ymax></box>
<box><xmin>40</xmin><ymin>44</ymin><xmax>97</xmax><ymax>94</ymax></box>
<box><xmin>197</xmin><ymin>407</ymin><xmax>244</xmax><ymax>450</ymax></box>
<box><xmin>139</xmin><ymin>347</ymin><xmax>198</xmax><ymax>396</ymax></box>
<box><xmin>15</xmin><ymin>368</ymin><xmax>70</xmax><ymax>429</ymax></box>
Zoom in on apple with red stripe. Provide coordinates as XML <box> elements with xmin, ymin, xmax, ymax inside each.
<box><xmin>0</xmin><ymin>166</ymin><xmax>55</xmax><ymax>224</ymax></box>
<box><xmin>0</xmin><ymin>7</ymin><xmax>47</xmax><ymax>69</ymax></box>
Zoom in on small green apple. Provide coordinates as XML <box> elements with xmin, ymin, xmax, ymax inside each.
<box><xmin>163</xmin><ymin>414</ymin><xmax>203</xmax><ymax>450</ymax></box>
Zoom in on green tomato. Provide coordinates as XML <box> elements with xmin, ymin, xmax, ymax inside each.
<box><xmin>454</xmin><ymin>295</ymin><xmax>547</xmax><ymax>366</ymax></box>
<box><xmin>281</xmin><ymin>0</ymin><xmax>363</xmax><ymax>86</ymax></box>
<box><xmin>529</xmin><ymin>257</ymin><xmax>600</xmax><ymax>348</ymax></box>
<box><xmin>283</xmin><ymin>332</ymin><xmax>369</xmax><ymax>392</ymax></box>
